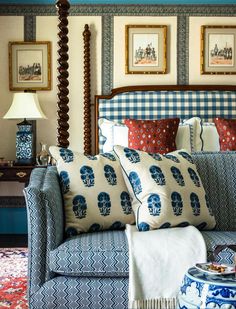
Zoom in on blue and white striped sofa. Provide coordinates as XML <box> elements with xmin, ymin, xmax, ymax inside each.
<box><xmin>24</xmin><ymin>151</ymin><xmax>236</xmax><ymax>309</ymax></box>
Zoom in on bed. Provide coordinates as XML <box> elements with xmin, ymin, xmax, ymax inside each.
<box><xmin>23</xmin><ymin>1</ymin><xmax>236</xmax><ymax>308</ymax></box>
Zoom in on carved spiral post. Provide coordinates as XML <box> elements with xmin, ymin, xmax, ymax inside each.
<box><xmin>83</xmin><ymin>24</ymin><xmax>91</xmax><ymax>155</ymax></box>
<box><xmin>56</xmin><ymin>0</ymin><xmax>70</xmax><ymax>148</ymax></box>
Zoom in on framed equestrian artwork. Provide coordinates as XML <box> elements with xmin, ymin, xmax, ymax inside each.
<box><xmin>9</xmin><ymin>41</ymin><xmax>51</xmax><ymax>91</ymax></box>
<box><xmin>200</xmin><ymin>25</ymin><xmax>236</xmax><ymax>75</ymax></box>
<box><xmin>125</xmin><ymin>25</ymin><xmax>167</xmax><ymax>74</ymax></box>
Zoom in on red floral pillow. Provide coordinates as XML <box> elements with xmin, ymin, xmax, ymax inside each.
<box><xmin>124</xmin><ymin>118</ymin><xmax>180</xmax><ymax>154</ymax></box>
<box><xmin>214</xmin><ymin>118</ymin><xmax>236</xmax><ymax>151</ymax></box>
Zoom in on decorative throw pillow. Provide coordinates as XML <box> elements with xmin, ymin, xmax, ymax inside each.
<box><xmin>49</xmin><ymin>146</ymin><xmax>135</xmax><ymax>236</ymax></box>
<box><xmin>214</xmin><ymin>118</ymin><xmax>236</xmax><ymax>151</ymax></box>
<box><xmin>124</xmin><ymin>118</ymin><xmax>180</xmax><ymax>154</ymax></box>
<box><xmin>113</xmin><ymin>145</ymin><xmax>216</xmax><ymax>231</ymax></box>
<box><xmin>201</xmin><ymin>122</ymin><xmax>220</xmax><ymax>151</ymax></box>
<box><xmin>98</xmin><ymin>118</ymin><xmax>194</xmax><ymax>153</ymax></box>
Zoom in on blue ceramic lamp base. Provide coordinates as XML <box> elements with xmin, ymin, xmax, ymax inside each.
<box><xmin>15</xmin><ymin>119</ymin><xmax>35</xmax><ymax>166</ymax></box>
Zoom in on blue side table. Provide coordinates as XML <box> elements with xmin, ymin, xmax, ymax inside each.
<box><xmin>178</xmin><ymin>267</ymin><xmax>236</xmax><ymax>309</ymax></box>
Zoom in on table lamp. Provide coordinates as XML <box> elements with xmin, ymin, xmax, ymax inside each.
<box><xmin>3</xmin><ymin>92</ymin><xmax>46</xmax><ymax>165</ymax></box>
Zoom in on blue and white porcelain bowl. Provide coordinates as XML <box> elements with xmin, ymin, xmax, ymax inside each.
<box><xmin>178</xmin><ymin>267</ymin><xmax>236</xmax><ymax>309</ymax></box>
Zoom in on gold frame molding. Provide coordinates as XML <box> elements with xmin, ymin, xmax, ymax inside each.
<box><xmin>125</xmin><ymin>25</ymin><xmax>167</xmax><ymax>74</ymax></box>
<box><xmin>200</xmin><ymin>25</ymin><xmax>236</xmax><ymax>75</ymax></box>
<box><xmin>9</xmin><ymin>41</ymin><xmax>51</xmax><ymax>91</ymax></box>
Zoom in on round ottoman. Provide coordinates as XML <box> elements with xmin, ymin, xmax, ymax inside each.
<box><xmin>178</xmin><ymin>267</ymin><xmax>236</xmax><ymax>309</ymax></box>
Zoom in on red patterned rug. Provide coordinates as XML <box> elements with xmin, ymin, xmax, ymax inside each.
<box><xmin>0</xmin><ymin>248</ymin><xmax>28</xmax><ymax>308</ymax></box>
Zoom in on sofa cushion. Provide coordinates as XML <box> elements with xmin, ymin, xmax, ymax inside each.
<box><xmin>49</xmin><ymin>146</ymin><xmax>135</xmax><ymax>236</ymax></box>
<box><xmin>114</xmin><ymin>146</ymin><xmax>216</xmax><ymax>231</ymax></box>
<box><xmin>201</xmin><ymin>231</ymin><xmax>236</xmax><ymax>264</ymax></box>
<box><xmin>49</xmin><ymin>230</ymin><xmax>129</xmax><ymax>277</ymax></box>
<box><xmin>192</xmin><ymin>152</ymin><xmax>236</xmax><ymax>231</ymax></box>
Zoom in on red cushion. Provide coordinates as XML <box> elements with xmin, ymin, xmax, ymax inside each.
<box><xmin>124</xmin><ymin>118</ymin><xmax>180</xmax><ymax>154</ymax></box>
<box><xmin>214</xmin><ymin>118</ymin><xmax>236</xmax><ymax>151</ymax></box>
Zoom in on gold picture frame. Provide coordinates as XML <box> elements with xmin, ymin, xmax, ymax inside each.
<box><xmin>125</xmin><ymin>25</ymin><xmax>167</xmax><ymax>74</ymax></box>
<box><xmin>9</xmin><ymin>41</ymin><xmax>51</xmax><ymax>91</ymax></box>
<box><xmin>200</xmin><ymin>25</ymin><xmax>236</xmax><ymax>75</ymax></box>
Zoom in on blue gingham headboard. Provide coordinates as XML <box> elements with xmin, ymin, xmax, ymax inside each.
<box><xmin>95</xmin><ymin>86</ymin><xmax>236</xmax><ymax>153</ymax></box>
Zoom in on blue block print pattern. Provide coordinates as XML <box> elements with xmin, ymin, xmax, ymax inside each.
<box><xmin>80</xmin><ymin>165</ymin><xmax>95</xmax><ymax>187</ymax></box>
<box><xmin>59</xmin><ymin>170</ymin><xmax>70</xmax><ymax>194</ymax></box>
<box><xmin>65</xmin><ymin>227</ymin><xmax>78</xmax><ymax>237</ymax></box>
<box><xmin>129</xmin><ymin>171</ymin><xmax>142</xmax><ymax>195</ymax></box>
<box><xmin>124</xmin><ymin>148</ymin><xmax>140</xmax><ymax>163</ymax></box>
<box><xmin>86</xmin><ymin>155</ymin><xmax>98</xmax><ymax>160</ymax></box>
<box><xmin>104</xmin><ymin>165</ymin><xmax>117</xmax><ymax>185</ymax></box>
<box><xmin>101</xmin><ymin>153</ymin><xmax>116</xmax><ymax>161</ymax></box>
<box><xmin>148</xmin><ymin>194</ymin><xmax>162</xmax><ymax>216</ymax></box>
<box><xmin>178</xmin><ymin>151</ymin><xmax>194</xmax><ymax>164</ymax></box>
<box><xmin>59</xmin><ymin>148</ymin><xmax>74</xmax><ymax>163</ymax></box>
<box><xmin>73</xmin><ymin>195</ymin><xmax>87</xmax><ymax>219</ymax></box>
<box><xmin>149</xmin><ymin>165</ymin><xmax>166</xmax><ymax>185</ymax></box>
<box><xmin>98</xmin><ymin>192</ymin><xmax>111</xmax><ymax>216</ymax></box>
<box><xmin>171</xmin><ymin>192</ymin><xmax>183</xmax><ymax>216</ymax></box>
<box><xmin>138</xmin><ymin>222</ymin><xmax>150</xmax><ymax>231</ymax></box>
<box><xmin>148</xmin><ymin>153</ymin><xmax>162</xmax><ymax>161</ymax></box>
<box><xmin>164</xmin><ymin>154</ymin><xmax>180</xmax><ymax>163</ymax></box>
<box><xmin>120</xmin><ymin>191</ymin><xmax>132</xmax><ymax>215</ymax></box>
<box><xmin>171</xmin><ymin>166</ymin><xmax>185</xmax><ymax>186</ymax></box>
<box><xmin>188</xmin><ymin>168</ymin><xmax>201</xmax><ymax>187</ymax></box>
<box><xmin>160</xmin><ymin>222</ymin><xmax>171</xmax><ymax>228</ymax></box>
<box><xmin>110</xmin><ymin>221</ymin><xmax>125</xmax><ymax>230</ymax></box>
<box><xmin>190</xmin><ymin>193</ymin><xmax>201</xmax><ymax>216</ymax></box>
<box><xmin>88</xmin><ymin>223</ymin><xmax>101</xmax><ymax>232</ymax></box>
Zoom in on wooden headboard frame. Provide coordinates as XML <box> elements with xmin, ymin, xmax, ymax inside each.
<box><xmin>94</xmin><ymin>84</ymin><xmax>236</xmax><ymax>154</ymax></box>
<box><xmin>56</xmin><ymin>0</ymin><xmax>236</xmax><ymax>155</ymax></box>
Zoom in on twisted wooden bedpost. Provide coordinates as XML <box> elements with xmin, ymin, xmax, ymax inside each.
<box><xmin>56</xmin><ymin>0</ymin><xmax>70</xmax><ymax>148</ymax></box>
<box><xmin>83</xmin><ymin>24</ymin><xmax>91</xmax><ymax>155</ymax></box>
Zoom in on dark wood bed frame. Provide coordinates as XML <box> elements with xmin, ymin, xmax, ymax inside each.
<box><xmin>56</xmin><ymin>0</ymin><xmax>236</xmax><ymax>156</ymax></box>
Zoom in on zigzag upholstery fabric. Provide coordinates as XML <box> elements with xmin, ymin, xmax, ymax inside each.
<box><xmin>31</xmin><ymin>276</ymin><xmax>128</xmax><ymax>309</ymax></box>
<box><xmin>202</xmin><ymin>231</ymin><xmax>236</xmax><ymax>264</ymax></box>
<box><xmin>49</xmin><ymin>230</ymin><xmax>129</xmax><ymax>277</ymax></box>
<box><xmin>24</xmin><ymin>157</ymin><xmax>235</xmax><ymax>309</ymax></box>
<box><xmin>192</xmin><ymin>151</ymin><xmax>236</xmax><ymax>231</ymax></box>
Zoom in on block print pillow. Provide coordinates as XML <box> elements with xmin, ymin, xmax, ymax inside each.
<box><xmin>114</xmin><ymin>145</ymin><xmax>216</xmax><ymax>232</ymax></box>
<box><xmin>49</xmin><ymin>146</ymin><xmax>135</xmax><ymax>236</ymax></box>
<box><xmin>214</xmin><ymin>118</ymin><xmax>236</xmax><ymax>151</ymax></box>
<box><xmin>124</xmin><ymin>118</ymin><xmax>180</xmax><ymax>154</ymax></box>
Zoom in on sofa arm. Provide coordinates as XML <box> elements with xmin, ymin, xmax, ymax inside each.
<box><xmin>24</xmin><ymin>166</ymin><xmax>64</xmax><ymax>295</ymax></box>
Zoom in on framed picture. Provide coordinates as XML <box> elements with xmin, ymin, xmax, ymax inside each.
<box><xmin>125</xmin><ymin>25</ymin><xmax>167</xmax><ymax>74</ymax></box>
<box><xmin>9</xmin><ymin>41</ymin><xmax>51</xmax><ymax>91</ymax></box>
<box><xmin>201</xmin><ymin>26</ymin><xmax>236</xmax><ymax>75</ymax></box>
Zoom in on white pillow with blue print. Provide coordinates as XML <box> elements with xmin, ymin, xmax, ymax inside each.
<box><xmin>49</xmin><ymin>146</ymin><xmax>135</xmax><ymax>236</ymax></box>
<box><xmin>113</xmin><ymin>145</ymin><xmax>216</xmax><ymax>232</ymax></box>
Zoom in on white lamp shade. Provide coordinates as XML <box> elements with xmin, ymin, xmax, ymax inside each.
<box><xmin>3</xmin><ymin>93</ymin><xmax>47</xmax><ymax>119</ymax></box>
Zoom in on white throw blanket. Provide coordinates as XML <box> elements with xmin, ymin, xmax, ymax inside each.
<box><xmin>125</xmin><ymin>225</ymin><xmax>207</xmax><ymax>309</ymax></box>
